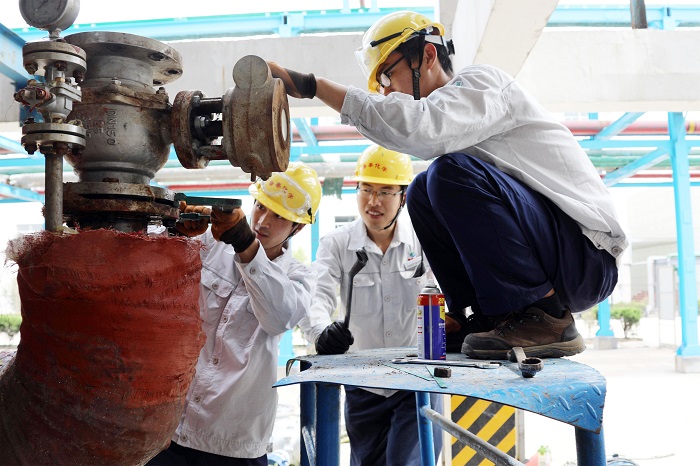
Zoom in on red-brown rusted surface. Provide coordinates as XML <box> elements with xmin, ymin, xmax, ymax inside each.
<box><xmin>0</xmin><ymin>229</ymin><xmax>205</xmax><ymax>465</ymax></box>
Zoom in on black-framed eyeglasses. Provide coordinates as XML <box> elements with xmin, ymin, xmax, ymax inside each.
<box><xmin>377</xmin><ymin>54</ymin><xmax>406</xmax><ymax>90</ymax></box>
<box><xmin>356</xmin><ymin>186</ymin><xmax>404</xmax><ymax>200</ymax></box>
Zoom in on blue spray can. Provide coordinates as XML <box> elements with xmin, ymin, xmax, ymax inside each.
<box><xmin>416</xmin><ymin>279</ymin><xmax>446</xmax><ymax>360</ymax></box>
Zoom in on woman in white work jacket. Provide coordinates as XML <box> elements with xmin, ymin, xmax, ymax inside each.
<box><xmin>298</xmin><ymin>145</ymin><xmax>443</xmax><ymax>466</ymax></box>
<box><xmin>148</xmin><ymin>163</ymin><xmax>322</xmax><ymax>466</ymax></box>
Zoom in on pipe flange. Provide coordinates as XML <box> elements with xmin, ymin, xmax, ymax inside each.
<box><xmin>64</xmin><ymin>32</ymin><xmax>183</xmax><ymax>87</ymax></box>
<box><xmin>171</xmin><ymin>90</ymin><xmax>210</xmax><ymax>169</ymax></box>
<box><xmin>222</xmin><ymin>55</ymin><xmax>291</xmax><ymax>181</ymax></box>
<box><xmin>22</xmin><ymin>40</ymin><xmax>86</xmax><ymax>79</ymax></box>
<box><xmin>21</xmin><ymin>122</ymin><xmax>86</xmax><ymax>156</ymax></box>
<box><xmin>63</xmin><ymin>182</ymin><xmax>180</xmax><ymax>231</ymax></box>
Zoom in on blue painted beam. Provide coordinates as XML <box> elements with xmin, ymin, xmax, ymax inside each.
<box><xmin>11</xmin><ymin>7</ymin><xmax>434</xmax><ymax>42</ymax></box>
<box><xmin>549</xmin><ymin>5</ymin><xmax>700</xmax><ymax>29</ymax></box>
<box><xmin>603</xmin><ymin>147</ymin><xmax>669</xmax><ymax>187</ymax></box>
<box><xmin>579</xmin><ymin>139</ymin><xmax>673</xmax><ymax>150</ymax></box>
<box><xmin>293</xmin><ymin>118</ymin><xmax>318</xmax><ymax>146</ymax></box>
<box><xmin>668</xmin><ymin>112</ymin><xmax>700</xmax><ymax>357</ymax></box>
<box><xmin>0</xmin><ymin>23</ymin><xmax>30</xmax><ymax>84</ymax></box>
<box><xmin>591</xmin><ymin>112</ymin><xmax>644</xmax><ymax>140</ymax></box>
<box><xmin>0</xmin><ymin>183</ymin><xmax>44</xmax><ymax>202</ymax></box>
<box><xmin>0</xmin><ymin>134</ymin><xmax>27</xmax><ymax>154</ymax></box>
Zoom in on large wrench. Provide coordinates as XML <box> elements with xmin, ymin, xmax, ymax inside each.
<box><xmin>390</xmin><ymin>358</ymin><xmax>502</xmax><ymax>369</ymax></box>
<box><xmin>343</xmin><ymin>248</ymin><xmax>369</xmax><ymax>328</ymax></box>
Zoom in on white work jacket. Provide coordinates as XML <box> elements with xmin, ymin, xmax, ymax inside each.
<box><xmin>340</xmin><ymin>64</ymin><xmax>628</xmax><ymax>259</ymax></box>
<box><xmin>172</xmin><ymin>230</ymin><xmax>315</xmax><ymax>458</ymax></box>
<box><xmin>298</xmin><ymin>217</ymin><xmax>427</xmax><ymax>352</ymax></box>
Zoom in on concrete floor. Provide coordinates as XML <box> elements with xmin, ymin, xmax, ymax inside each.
<box><xmin>273</xmin><ymin>317</ymin><xmax>700</xmax><ymax>466</ymax></box>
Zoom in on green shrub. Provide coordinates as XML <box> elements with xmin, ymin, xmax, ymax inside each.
<box><xmin>611</xmin><ymin>303</ymin><xmax>642</xmax><ymax>338</ymax></box>
<box><xmin>0</xmin><ymin>314</ymin><xmax>22</xmax><ymax>340</ymax></box>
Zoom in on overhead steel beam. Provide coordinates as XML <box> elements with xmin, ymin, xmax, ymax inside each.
<box><xmin>11</xmin><ymin>7</ymin><xmax>434</xmax><ymax>42</ymax></box>
<box><xmin>0</xmin><ymin>134</ymin><xmax>26</xmax><ymax>154</ymax></box>
<box><xmin>602</xmin><ymin>146</ymin><xmax>669</xmax><ymax>187</ymax></box>
<box><xmin>591</xmin><ymin>112</ymin><xmax>644</xmax><ymax>140</ymax></box>
<box><xmin>0</xmin><ymin>23</ymin><xmax>29</xmax><ymax>84</ymax></box>
<box><xmin>0</xmin><ymin>183</ymin><xmax>44</xmax><ymax>202</ymax></box>
<box><xmin>548</xmin><ymin>5</ymin><xmax>700</xmax><ymax>29</ymax></box>
<box><xmin>292</xmin><ymin>118</ymin><xmax>318</xmax><ymax>147</ymax></box>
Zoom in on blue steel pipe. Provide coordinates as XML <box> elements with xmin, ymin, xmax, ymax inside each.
<box><xmin>316</xmin><ymin>383</ymin><xmax>341</xmax><ymax>466</ymax></box>
<box><xmin>415</xmin><ymin>392</ymin><xmax>435</xmax><ymax>466</ymax></box>
<box><xmin>575</xmin><ymin>426</ymin><xmax>606</xmax><ymax>466</ymax></box>
<box><xmin>299</xmin><ymin>377</ymin><xmax>316</xmax><ymax>466</ymax></box>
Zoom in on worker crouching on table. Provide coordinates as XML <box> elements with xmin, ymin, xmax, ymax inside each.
<box><xmin>298</xmin><ymin>144</ymin><xmax>443</xmax><ymax>466</ymax></box>
<box><xmin>148</xmin><ymin>163</ymin><xmax>321</xmax><ymax>466</ymax></box>
<box><xmin>270</xmin><ymin>10</ymin><xmax>625</xmax><ymax>362</ymax></box>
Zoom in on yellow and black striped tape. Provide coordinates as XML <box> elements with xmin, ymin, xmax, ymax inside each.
<box><xmin>451</xmin><ymin>395</ymin><xmax>516</xmax><ymax>466</ymax></box>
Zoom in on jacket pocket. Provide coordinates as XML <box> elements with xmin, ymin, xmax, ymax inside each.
<box><xmin>348</xmin><ymin>274</ymin><xmax>376</xmax><ymax>317</ymax></box>
<box><xmin>200</xmin><ymin>268</ymin><xmax>234</xmax><ymax>328</ymax></box>
<box><xmin>230</xmin><ymin>301</ymin><xmax>260</xmax><ymax>347</ymax></box>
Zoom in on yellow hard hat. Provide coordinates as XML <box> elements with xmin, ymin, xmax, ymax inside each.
<box><xmin>354</xmin><ymin>145</ymin><xmax>413</xmax><ymax>185</ymax></box>
<box><xmin>249</xmin><ymin>162</ymin><xmax>322</xmax><ymax>224</ymax></box>
<box><xmin>355</xmin><ymin>10</ymin><xmax>445</xmax><ymax>93</ymax></box>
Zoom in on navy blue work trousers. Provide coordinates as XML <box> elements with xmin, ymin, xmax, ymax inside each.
<box><xmin>406</xmin><ymin>153</ymin><xmax>617</xmax><ymax>316</ymax></box>
<box><xmin>344</xmin><ymin>388</ymin><xmax>443</xmax><ymax>466</ymax></box>
<box><xmin>146</xmin><ymin>441</ymin><xmax>266</xmax><ymax>466</ymax></box>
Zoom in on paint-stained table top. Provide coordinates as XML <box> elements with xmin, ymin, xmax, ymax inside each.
<box><xmin>275</xmin><ymin>347</ymin><xmax>605</xmax><ymax>432</ymax></box>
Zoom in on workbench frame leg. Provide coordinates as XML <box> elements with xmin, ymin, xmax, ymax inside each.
<box><xmin>415</xmin><ymin>392</ymin><xmax>436</xmax><ymax>466</ymax></box>
<box><xmin>300</xmin><ymin>381</ymin><xmax>316</xmax><ymax>466</ymax></box>
<box><xmin>575</xmin><ymin>425</ymin><xmax>606</xmax><ymax>466</ymax></box>
<box><xmin>316</xmin><ymin>383</ymin><xmax>341</xmax><ymax>466</ymax></box>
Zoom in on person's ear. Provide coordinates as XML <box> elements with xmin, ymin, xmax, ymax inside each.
<box><xmin>424</xmin><ymin>43</ymin><xmax>438</xmax><ymax>70</ymax></box>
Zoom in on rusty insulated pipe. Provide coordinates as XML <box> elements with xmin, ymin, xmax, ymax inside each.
<box><xmin>0</xmin><ymin>230</ymin><xmax>206</xmax><ymax>465</ymax></box>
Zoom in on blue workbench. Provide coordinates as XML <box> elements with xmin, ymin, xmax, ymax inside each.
<box><xmin>275</xmin><ymin>347</ymin><xmax>606</xmax><ymax>466</ymax></box>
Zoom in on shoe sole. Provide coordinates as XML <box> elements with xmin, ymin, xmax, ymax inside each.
<box><xmin>461</xmin><ymin>334</ymin><xmax>586</xmax><ymax>360</ymax></box>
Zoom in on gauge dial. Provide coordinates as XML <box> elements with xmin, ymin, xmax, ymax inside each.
<box><xmin>19</xmin><ymin>0</ymin><xmax>80</xmax><ymax>32</ymax></box>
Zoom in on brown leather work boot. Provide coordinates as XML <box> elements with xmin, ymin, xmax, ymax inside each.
<box><xmin>461</xmin><ymin>308</ymin><xmax>585</xmax><ymax>360</ymax></box>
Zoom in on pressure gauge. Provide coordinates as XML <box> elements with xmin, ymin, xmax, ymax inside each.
<box><xmin>19</xmin><ymin>0</ymin><xmax>80</xmax><ymax>32</ymax></box>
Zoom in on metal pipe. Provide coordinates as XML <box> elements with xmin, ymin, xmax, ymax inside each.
<box><xmin>630</xmin><ymin>0</ymin><xmax>648</xmax><ymax>29</ymax></box>
<box><xmin>290</xmin><ymin>121</ymin><xmax>700</xmax><ymax>142</ymax></box>
<box><xmin>415</xmin><ymin>392</ymin><xmax>436</xmax><ymax>466</ymax></box>
<box><xmin>575</xmin><ymin>425</ymin><xmax>606</xmax><ymax>466</ymax></box>
<box><xmin>43</xmin><ymin>152</ymin><xmax>63</xmax><ymax>231</ymax></box>
<box><xmin>299</xmin><ymin>370</ymin><xmax>316</xmax><ymax>466</ymax></box>
<box><xmin>419</xmin><ymin>405</ymin><xmax>525</xmax><ymax>466</ymax></box>
<box><xmin>316</xmin><ymin>383</ymin><xmax>340</xmax><ymax>466</ymax></box>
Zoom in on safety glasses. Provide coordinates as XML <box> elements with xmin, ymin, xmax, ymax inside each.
<box><xmin>377</xmin><ymin>54</ymin><xmax>406</xmax><ymax>90</ymax></box>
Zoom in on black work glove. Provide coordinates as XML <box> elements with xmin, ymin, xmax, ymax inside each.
<box><xmin>315</xmin><ymin>321</ymin><xmax>354</xmax><ymax>355</ymax></box>
<box><xmin>211</xmin><ymin>208</ymin><xmax>256</xmax><ymax>252</ymax></box>
<box><xmin>267</xmin><ymin>62</ymin><xmax>316</xmax><ymax>99</ymax></box>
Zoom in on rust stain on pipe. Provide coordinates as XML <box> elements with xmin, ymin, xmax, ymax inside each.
<box><xmin>0</xmin><ymin>229</ymin><xmax>205</xmax><ymax>465</ymax></box>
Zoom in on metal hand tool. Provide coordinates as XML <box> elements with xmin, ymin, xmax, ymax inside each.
<box><xmin>390</xmin><ymin>358</ymin><xmax>502</xmax><ymax>369</ymax></box>
<box><xmin>178</xmin><ymin>212</ymin><xmax>210</xmax><ymax>221</ymax></box>
<box><xmin>173</xmin><ymin>193</ymin><xmax>242</xmax><ymax>213</ymax></box>
<box><xmin>508</xmin><ymin>346</ymin><xmax>543</xmax><ymax>378</ymax></box>
<box><xmin>343</xmin><ymin>248</ymin><xmax>368</xmax><ymax>328</ymax></box>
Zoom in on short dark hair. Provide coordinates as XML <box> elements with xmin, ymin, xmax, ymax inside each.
<box><xmin>397</xmin><ymin>34</ymin><xmax>454</xmax><ymax>76</ymax></box>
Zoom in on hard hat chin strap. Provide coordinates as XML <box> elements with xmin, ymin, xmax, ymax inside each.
<box><xmin>382</xmin><ymin>191</ymin><xmax>406</xmax><ymax>230</ymax></box>
<box><xmin>410</xmin><ymin>35</ymin><xmax>426</xmax><ymax>100</ymax></box>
